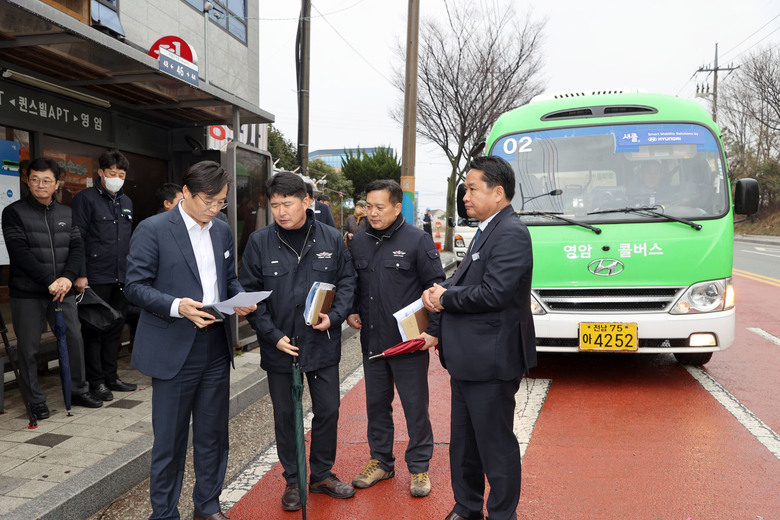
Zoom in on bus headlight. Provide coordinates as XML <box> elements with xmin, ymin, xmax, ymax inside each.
<box><xmin>454</xmin><ymin>235</ymin><xmax>465</xmax><ymax>248</ymax></box>
<box><xmin>670</xmin><ymin>278</ymin><xmax>731</xmax><ymax>314</ymax></box>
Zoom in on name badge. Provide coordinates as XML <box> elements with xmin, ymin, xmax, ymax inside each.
<box><xmin>472</xmin><ymin>252</ymin><xmax>480</xmax><ymax>261</ymax></box>
<box><xmin>224</xmin><ymin>250</ymin><xmax>230</xmax><ymax>259</ymax></box>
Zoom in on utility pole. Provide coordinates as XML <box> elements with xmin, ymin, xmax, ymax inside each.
<box><xmin>297</xmin><ymin>0</ymin><xmax>311</xmax><ymax>177</ymax></box>
<box><xmin>400</xmin><ymin>0</ymin><xmax>420</xmax><ymax>225</ymax></box>
<box><xmin>696</xmin><ymin>43</ymin><xmax>738</xmax><ymax>122</ymax></box>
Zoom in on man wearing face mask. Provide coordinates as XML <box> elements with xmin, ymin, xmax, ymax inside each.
<box><xmin>72</xmin><ymin>149</ymin><xmax>137</xmax><ymax>403</ymax></box>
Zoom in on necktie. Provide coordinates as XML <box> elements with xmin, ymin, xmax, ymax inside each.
<box><xmin>471</xmin><ymin>227</ymin><xmax>482</xmax><ymax>248</ymax></box>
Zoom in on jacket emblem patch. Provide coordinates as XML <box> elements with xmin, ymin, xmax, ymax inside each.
<box><xmin>392</xmin><ymin>250</ymin><xmax>406</xmax><ymax>258</ymax></box>
<box><xmin>316</xmin><ymin>251</ymin><xmax>333</xmax><ymax>259</ymax></box>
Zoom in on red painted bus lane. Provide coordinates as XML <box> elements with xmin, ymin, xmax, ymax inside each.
<box><xmin>229</xmin><ymin>351</ymin><xmax>779</xmax><ymax>519</ymax></box>
<box><xmin>523</xmin><ymin>354</ymin><xmax>780</xmax><ymax>520</ymax></box>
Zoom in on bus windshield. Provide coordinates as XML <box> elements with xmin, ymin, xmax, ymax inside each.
<box><xmin>491</xmin><ymin>123</ymin><xmax>729</xmax><ymax>224</ymax></box>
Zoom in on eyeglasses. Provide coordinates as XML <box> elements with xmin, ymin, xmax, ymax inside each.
<box><xmin>29</xmin><ymin>177</ymin><xmax>56</xmax><ymax>186</ymax></box>
<box><xmin>196</xmin><ymin>192</ymin><xmax>228</xmax><ymax>210</ymax></box>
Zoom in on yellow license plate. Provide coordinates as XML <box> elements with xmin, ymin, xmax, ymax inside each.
<box><xmin>579</xmin><ymin>322</ymin><xmax>638</xmax><ymax>351</ymax></box>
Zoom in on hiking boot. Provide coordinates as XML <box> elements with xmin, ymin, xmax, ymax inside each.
<box><xmin>410</xmin><ymin>471</ymin><xmax>431</xmax><ymax>497</ymax></box>
<box><xmin>309</xmin><ymin>475</ymin><xmax>355</xmax><ymax>499</ymax></box>
<box><xmin>352</xmin><ymin>459</ymin><xmax>394</xmax><ymax>489</ymax></box>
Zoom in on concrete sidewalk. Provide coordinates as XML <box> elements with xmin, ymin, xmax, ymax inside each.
<box><xmin>0</xmin><ymin>251</ymin><xmax>458</xmax><ymax>520</ymax></box>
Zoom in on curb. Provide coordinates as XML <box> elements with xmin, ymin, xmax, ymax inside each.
<box><xmin>734</xmin><ymin>234</ymin><xmax>780</xmax><ymax>246</ymax></box>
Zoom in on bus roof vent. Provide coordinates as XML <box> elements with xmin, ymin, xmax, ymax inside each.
<box><xmin>530</xmin><ymin>88</ymin><xmax>644</xmax><ymax>104</ymax></box>
<box><xmin>542</xmin><ymin>104</ymin><xmax>658</xmax><ymax>121</ymax></box>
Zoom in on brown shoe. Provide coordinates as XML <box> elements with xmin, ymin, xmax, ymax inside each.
<box><xmin>193</xmin><ymin>512</ymin><xmax>231</xmax><ymax>520</ymax></box>
<box><xmin>309</xmin><ymin>474</ymin><xmax>356</xmax><ymax>499</ymax></box>
<box><xmin>282</xmin><ymin>482</ymin><xmax>302</xmax><ymax>511</ymax></box>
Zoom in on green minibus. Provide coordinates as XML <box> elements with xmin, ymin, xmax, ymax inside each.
<box><xmin>477</xmin><ymin>91</ymin><xmax>759</xmax><ymax>365</ymax></box>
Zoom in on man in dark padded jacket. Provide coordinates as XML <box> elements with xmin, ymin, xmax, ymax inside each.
<box><xmin>240</xmin><ymin>172</ymin><xmax>356</xmax><ymax>513</ymax></box>
<box><xmin>2</xmin><ymin>158</ymin><xmax>103</xmax><ymax>420</ymax></box>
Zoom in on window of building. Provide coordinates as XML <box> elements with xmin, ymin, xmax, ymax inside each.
<box><xmin>183</xmin><ymin>0</ymin><xmax>247</xmax><ymax>44</ymax></box>
<box><xmin>43</xmin><ymin>136</ymin><xmax>167</xmax><ymax>223</ymax></box>
<box><xmin>91</xmin><ymin>0</ymin><xmax>125</xmax><ymax>37</ymax></box>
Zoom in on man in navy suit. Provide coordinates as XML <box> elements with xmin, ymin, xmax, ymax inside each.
<box><xmin>125</xmin><ymin>161</ymin><xmax>256</xmax><ymax>520</ymax></box>
<box><xmin>424</xmin><ymin>156</ymin><xmax>536</xmax><ymax>520</ymax></box>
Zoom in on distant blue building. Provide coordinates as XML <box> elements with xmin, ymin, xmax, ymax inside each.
<box><xmin>309</xmin><ymin>147</ymin><xmax>394</xmax><ymax>170</ymax></box>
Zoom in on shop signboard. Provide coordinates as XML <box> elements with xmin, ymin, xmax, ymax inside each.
<box><xmin>0</xmin><ymin>79</ymin><xmax>111</xmax><ymax>142</ymax></box>
<box><xmin>158</xmin><ymin>48</ymin><xmax>199</xmax><ymax>87</ymax></box>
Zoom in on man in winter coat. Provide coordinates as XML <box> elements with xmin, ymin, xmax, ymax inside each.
<box><xmin>240</xmin><ymin>172</ymin><xmax>357</xmax><ymax>512</ymax></box>
<box><xmin>71</xmin><ymin>149</ymin><xmax>136</xmax><ymax>403</ymax></box>
<box><xmin>2</xmin><ymin>158</ymin><xmax>103</xmax><ymax>419</ymax></box>
<box><xmin>347</xmin><ymin>180</ymin><xmax>444</xmax><ymax>497</ymax></box>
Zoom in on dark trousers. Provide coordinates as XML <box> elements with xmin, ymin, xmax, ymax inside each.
<box><xmin>148</xmin><ymin>327</ymin><xmax>230</xmax><ymax>520</ymax></box>
<box><xmin>450</xmin><ymin>376</ymin><xmax>522</xmax><ymax>520</ymax></box>
<box><xmin>10</xmin><ymin>295</ymin><xmax>89</xmax><ymax>404</ymax></box>
<box><xmin>82</xmin><ymin>283</ymin><xmax>127</xmax><ymax>386</ymax></box>
<box><xmin>363</xmin><ymin>351</ymin><xmax>433</xmax><ymax>474</ymax></box>
<box><xmin>268</xmin><ymin>363</ymin><xmax>340</xmax><ymax>484</ymax></box>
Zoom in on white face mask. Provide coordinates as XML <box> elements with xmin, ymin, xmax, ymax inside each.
<box><xmin>103</xmin><ymin>176</ymin><xmax>125</xmax><ymax>193</ymax></box>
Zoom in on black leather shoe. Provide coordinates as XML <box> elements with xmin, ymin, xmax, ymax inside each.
<box><xmin>72</xmin><ymin>392</ymin><xmax>103</xmax><ymax>408</ymax></box>
<box><xmin>107</xmin><ymin>379</ymin><xmax>137</xmax><ymax>392</ymax></box>
<box><xmin>281</xmin><ymin>482</ymin><xmax>302</xmax><ymax>511</ymax></box>
<box><xmin>90</xmin><ymin>383</ymin><xmax>113</xmax><ymax>401</ymax></box>
<box><xmin>309</xmin><ymin>475</ymin><xmax>356</xmax><ymax>499</ymax></box>
<box><xmin>30</xmin><ymin>401</ymin><xmax>50</xmax><ymax>420</ymax></box>
<box><xmin>444</xmin><ymin>510</ymin><xmax>484</xmax><ymax>520</ymax></box>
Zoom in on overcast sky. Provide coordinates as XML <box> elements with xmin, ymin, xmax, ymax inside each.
<box><xmin>257</xmin><ymin>0</ymin><xmax>780</xmax><ymax>213</ymax></box>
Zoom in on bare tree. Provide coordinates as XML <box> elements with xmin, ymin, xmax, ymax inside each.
<box><xmin>393</xmin><ymin>2</ymin><xmax>546</xmax><ymax>249</ymax></box>
<box><xmin>720</xmin><ymin>47</ymin><xmax>780</xmax><ymax>207</ymax></box>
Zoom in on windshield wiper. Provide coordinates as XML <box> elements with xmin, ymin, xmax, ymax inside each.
<box><xmin>518</xmin><ymin>211</ymin><xmax>602</xmax><ymax>235</ymax></box>
<box><xmin>587</xmin><ymin>206</ymin><xmax>702</xmax><ymax>230</ymax></box>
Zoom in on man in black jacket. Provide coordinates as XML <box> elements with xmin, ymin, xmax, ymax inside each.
<box><xmin>240</xmin><ymin>172</ymin><xmax>356</xmax><ymax>512</ymax></box>
<box><xmin>2</xmin><ymin>158</ymin><xmax>103</xmax><ymax>419</ymax></box>
<box><xmin>347</xmin><ymin>180</ymin><xmax>444</xmax><ymax>497</ymax></box>
<box><xmin>72</xmin><ymin>149</ymin><xmax>136</xmax><ymax>402</ymax></box>
<box><xmin>305</xmin><ymin>181</ymin><xmax>337</xmax><ymax>228</ymax></box>
<box><xmin>424</xmin><ymin>156</ymin><xmax>536</xmax><ymax>520</ymax></box>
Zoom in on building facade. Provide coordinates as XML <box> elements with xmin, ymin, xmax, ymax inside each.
<box><xmin>0</xmin><ymin>0</ymin><xmax>274</xmax><ymax>344</ymax></box>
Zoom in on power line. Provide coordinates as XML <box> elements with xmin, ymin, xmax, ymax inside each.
<box><xmin>729</xmin><ymin>24</ymin><xmax>780</xmax><ymax>63</ymax></box>
<box><xmin>720</xmin><ymin>13</ymin><xmax>780</xmax><ymax>61</ymax></box>
<box><xmin>309</xmin><ymin>3</ymin><xmax>396</xmax><ymax>86</ymax></box>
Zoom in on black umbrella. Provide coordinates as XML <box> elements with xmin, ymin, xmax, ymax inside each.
<box><xmin>290</xmin><ymin>338</ymin><xmax>307</xmax><ymax>519</ymax></box>
<box><xmin>0</xmin><ymin>310</ymin><xmax>37</xmax><ymax>428</ymax></box>
<box><xmin>52</xmin><ymin>304</ymin><xmax>73</xmax><ymax>415</ymax></box>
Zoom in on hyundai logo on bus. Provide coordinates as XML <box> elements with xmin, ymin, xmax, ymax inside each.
<box><xmin>588</xmin><ymin>259</ymin><xmax>624</xmax><ymax>276</ymax></box>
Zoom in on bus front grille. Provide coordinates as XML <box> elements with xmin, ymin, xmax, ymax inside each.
<box><xmin>534</xmin><ymin>287</ymin><xmax>684</xmax><ymax>313</ymax></box>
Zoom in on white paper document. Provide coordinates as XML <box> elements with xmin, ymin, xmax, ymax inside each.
<box><xmin>208</xmin><ymin>291</ymin><xmax>272</xmax><ymax>314</ymax></box>
<box><xmin>392</xmin><ymin>298</ymin><xmax>426</xmax><ymax>341</ymax></box>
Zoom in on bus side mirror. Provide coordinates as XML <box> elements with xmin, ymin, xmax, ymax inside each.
<box><xmin>448</xmin><ymin>217</ymin><xmax>455</xmax><ymax>228</ymax></box>
<box><xmin>456</xmin><ymin>183</ymin><xmax>468</xmax><ymax>219</ymax></box>
<box><xmin>734</xmin><ymin>178</ymin><xmax>759</xmax><ymax>216</ymax></box>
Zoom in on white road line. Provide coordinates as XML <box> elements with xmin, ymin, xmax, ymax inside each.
<box><xmin>221</xmin><ymin>368</ymin><xmax>551</xmax><ymax>509</ymax></box>
<box><xmin>515</xmin><ymin>378</ymin><xmax>552</xmax><ymax>458</ymax></box>
<box><xmin>748</xmin><ymin>327</ymin><xmax>780</xmax><ymax>346</ymax></box>
<box><xmin>684</xmin><ymin>365</ymin><xmax>780</xmax><ymax>461</ymax></box>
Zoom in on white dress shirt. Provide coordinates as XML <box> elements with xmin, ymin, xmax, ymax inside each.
<box><xmin>170</xmin><ymin>202</ymin><xmax>220</xmax><ymax>317</ymax></box>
